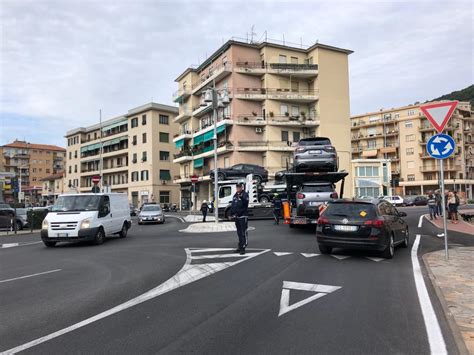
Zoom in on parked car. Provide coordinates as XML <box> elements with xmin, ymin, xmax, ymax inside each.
<box><xmin>15</xmin><ymin>208</ymin><xmax>30</xmax><ymax>229</ymax></box>
<box><xmin>210</xmin><ymin>164</ymin><xmax>268</xmax><ymax>184</ymax></box>
<box><xmin>138</xmin><ymin>204</ymin><xmax>165</xmax><ymax>224</ymax></box>
<box><xmin>404</xmin><ymin>196</ymin><xmax>428</xmax><ymax>206</ymax></box>
<box><xmin>293</xmin><ymin>137</ymin><xmax>338</xmax><ymax>172</ymax></box>
<box><xmin>382</xmin><ymin>195</ymin><xmax>405</xmax><ymax>207</ymax></box>
<box><xmin>294</xmin><ymin>182</ymin><xmax>338</xmax><ymax>224</ymax></box>
<box><xmin>316</xmin><ymin>199</ymin><xmax>409</xmax><ymax>259</ymax></box>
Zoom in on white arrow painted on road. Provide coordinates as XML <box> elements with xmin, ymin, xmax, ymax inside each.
<box><xmin>274</xmin><ymin>252</ymin><xmax>293</xmax><ymax>256</ymax></box>
<box><xmin>301</xmin><ymin>253</ymin><xmax>320</xmax><ymax>258</ymax></box>
<box><xmin>278</xmin><ymin>281</ymin><xmax>342</xmax><ymax>317</ymax></box>
<box><xmin>330</xmin><ymin>255</ymin><xmax>351</xmax><ymax>260</ymax></box>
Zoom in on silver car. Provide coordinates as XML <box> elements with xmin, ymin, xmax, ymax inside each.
<box><xmin>296</xmin><ymin>182</ymin><xmax>338</xmax><ymax>220</ymax></box>
<box><xmin>293</xmin><ymin>137</ymin><xmax>338</xmax><ymax>172</ymax></box>
<box><xmin>138</xmin><ymin>205</ymin><xmax>165</xmax><ymax>224</ymax></box>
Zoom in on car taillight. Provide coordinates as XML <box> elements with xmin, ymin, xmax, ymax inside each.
<box><xmin>330</xmin><ymin>192</ymin><xmax>338</xmax><ymax>199</ymax></box>
<box><xmin>297</xmin><ymin>193</ymin><xmax>305</xmax><ymax>199</ymax></box>
<box><xmin>364</xmin><ymin>219</ymin><xmax>385</xmax><ymax>228</ymax></box>
<box><xmin>325</xmin><ymin>146</ymin><xmax>335</xmax><ymax>151</ymax></box>
<box><xmin>317</xmin><ymin>216</ymin><xmax>329</xmax><ymax>225</ymax></box>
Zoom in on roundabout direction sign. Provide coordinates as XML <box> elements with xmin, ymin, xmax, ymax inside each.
<box><xmin>426</xmin><ymin>134</ymin><xmax>456</xmax><ymax>159</ymax></box>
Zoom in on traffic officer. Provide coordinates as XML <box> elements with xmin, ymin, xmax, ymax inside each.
<box><xmin>272</xmin><ymin>193</ymin><xmax>282</xmax><ymax>224</ymax></box>
<box><xmin>230</xmin><ymin>182</ymin><xmax>249</xmax><ymax>255</ymax></box>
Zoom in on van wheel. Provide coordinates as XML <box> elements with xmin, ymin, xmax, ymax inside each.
<box><xmin>382</xmin><ymin>234</ymin><xmax>395</xmax><ymax>259</ymax></box>
<box><xmin>43</xmin><ymin>241</ymin><xmax>56</xmax><ymax>248</ymax></box>
<box><xmin>94</xmin><ymin>227</ymin><xmax>106</xmax><ymax>245</ymax></box>
<box><xmin>119</xmin><ymin>223</ymin><xmax>128</xmax><ymax>238</ymax></box>
<box><xmin>318</xmin><ymin>244</ymin><xmax>332</xmax><ymax>254</ymax></box>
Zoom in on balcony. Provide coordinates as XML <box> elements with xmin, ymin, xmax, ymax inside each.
<box><xmin>193</xmin><ymin>141</ymin><xmax>234</xmax><ymax>160</ymax></box>
<box><xmin>420</xmin><ymin>165</ymin><xmax>461</xmax><ymax>172</ymax></box>
<box><xmin>236</xmin><ymin>141</ymin><xmax>296</xmax><ymax>152</ymax></box>
<box><xmin>234</xmin><ymin>88</ymin><xmax>318</xmax><ymax>103</ymax></box>
<box><xmin>234</xmin><ymin>62</ymin><xmax>318</xmax><ymax>78</ymax></box>
<box><xmin>351</xmin><ymin>117</ymin><xmax>396</xmax><ymax>129</ymax></box>
<box><xmin>173</xmin><ymin>130</ymin><xmax>193</xmax><ymax>143</ymax></box>
<box><xmin>173</xmin><ymin>88</ymin><xmax>191</xmax><ymax>103</ymax></box>
<box><xmin>174</xmin><ymin>107</ymin><xmax>192</xmax><ymax>123</ymax></box>
<box><xmin>191</xmin><ymin>62</ymin><xmax>232</xmax><ymax>95</ymax></box>
<box><xmin>192</xmin><ymin>103</ymin><xmax>213</xmax><ymax>118</ymax></box>
<box><xmin>173</xmin><ymin>153</ymin><xmax>193</xmax><ymax>164</ymax></box>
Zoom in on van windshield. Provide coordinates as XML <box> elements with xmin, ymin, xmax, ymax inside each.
<box><xmin>52</xmin><ymin>195</ymin><xmax>101</xmax><ymax>212</ymax></box>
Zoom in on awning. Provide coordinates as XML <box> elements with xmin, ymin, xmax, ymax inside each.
<box><xmin>194</xmin><ymin>158</ymin><xmax>204</xmax><ymax>168</ymax></box>
<box><xmin>203</xmin><ymin>130</ymin><xmax>214</xmax><ymax>142</ymax></box>
<box><xmin>217</xmin><ymin>124</ymin><xmax>226</xmax><ymax>134</ymax></box>
<box><xmin>80</xmin><ymin>143</ymin><xmax>101</xmax><ymax>153</ymax></box>
<box><xmin>102</xmin><ymin>119</ymin><xmax>127</xmax><ymax>132</ymax></box>
<box><xmin>361</xmin><ymin>149</ymin><xmax>378</xmax><ymax>157</ymax></box>
<box><xmin>380</xmin><ymin>147</ymin><xmax>396</xmax><ymax>154</ymax></box>
<box><xmin>159</xmin><ymin>170</ymin><xmax>172</xmax><ymax>181</ymax></box>
<box><xmin>175</xmin><ymin>139</ymin><xmax>184</xmax><ymax>148</ymax></box>
<box><xmin>193</xmin><ymin>134</ymin><xmax>204</xmax><ymax>146</ymax></box>
<box><xmin>103</xmin><ymin>138</ymin><xmax>120</xmax><ymax>147</ymax></box>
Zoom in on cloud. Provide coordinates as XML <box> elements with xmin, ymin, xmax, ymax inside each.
<box><xmin>1</xmin><ymin>0</ymin><xmax>472</xmax><ymax>147</ymax></box>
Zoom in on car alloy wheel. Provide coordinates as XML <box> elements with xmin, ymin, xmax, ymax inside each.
<box><xmin>382</xmin><ymin>235</ymin><xmax>394</xmax><ymax>259</ymax></box>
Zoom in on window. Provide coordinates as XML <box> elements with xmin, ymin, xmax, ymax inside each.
<box><xmin>142</xmin><ymin>151</ymin><xmax>147</xmax><ymax>162</ymax></box>
<box><xmin>291</xmin><ymin>81</ymin><xmax>299</xmax><ymax>91</ymax></box>
<box><xmin>159</xmin><ymin>151</ymin><xmax>169</xmax><ymax>161</ymax></box>
<box><xmin>280</xmin><ymin>104</ymin><xmax>288</xmax><ymax>115</ymax></box>
<box><xmin>407</xmin><ymin>161</ymin><xmax>415</xmax><ymax>169</ymax></box>
<box><xmin>141</xmin><ymin>170</ymin><xmax>149</xmax><ymax>181</ymax></box>
<box><xmin>74</xmin><ymin>165</ymin><xmax>77</xmax><ymax>173</ymax></box>
<box><xmin>406</xmin><ymin>148</ymin><xmax>414</xmax><ymax>155</ymax></box>
<box><xmin>159</xmin><ymin>191</ymin><xmax>170</xmax><ymax>204</ymax></box>
<box><xmin>394</xmin><ymin>113</ymin><xmax>400</xmax><ymax>119</ymax></box>
<box><xmin>69</xmin><ymin>152</ymin><xmax>72</xmax><ymax>160</ymax></box>
<box><xmin>292</xmin><ymin>131</ymin><xmax>300</xmax><ymax>142</ymax></box>
<box><xmin>68</xmin><ymin>166</ymin><xmax>71</xmax><ymax>174</ymax></box>
<box><xmin>159</xmin><ymin>170</ymin><xmax>171</xmax><ymax>181</ymax></box>
<box><xmin>159</xmin><ymin>115</ymin><xmax>169</xmax><ymax>125</ymax></box>
<box><xmin>405</xmin><ymin>121</ymin><xmax>413</xmax><ymax>128</ymax></box>
<box><xmin>405</xmin><ymin>134</ymin><xmax>415</xmax><ymax>142</ymax></box>
<box><xmin>142</xmin><ymin>133</ymin><xmax>147</xmax><ymax>144</ymax></box>
<box><xmin>279</xmin><ymin>54</ymin><xmax>287</xmax><ymax>63</ymax></box>
<box><xmin>132</xmin><ymin>135</ymin><xmax>137</xmax><ymax>145</ymax></box>
<box><xmin>74</xmin><ymin>151</ymin><xmax>78</xmax><ymax>158</ymax></box>
<box><xmin>367</xmin><ymin>139</ymin><xmax>377</xmax><ymax>149</ymax></box>
<box><xmin>131</xmin><ymin>117</ymin><xmax>138</xmax><ymax>128</ymax></box>
<box><xmin>367</xmin><ymin>127</ymin><xmax>377</xmax><ymax>136</ymax></box>
<box><xmin>142</xmin><ymin>114</ymin><xmax>147</xmax><ymax>125</ymax></box>
<box><xmin>184</xmin><ymin>164</ymin><xmax>189</xmax><ymax>178</ymax></box>
<box><xmin>281</xmin><ymin>130</ymin><xmax>289</xmax><ymax>142</ymax></box>
<box><xmin>219</xmin><ymin>186</ymin><xmax>232</xmax><ymax>199</ymax></box>
<box><xmin>290</xmin><ymin>56</ymin><xmax>298</xmax><ymax>64</ymax></box>
<box><xmin>131</xmin><ymin>171</ymin><xmax>139</xmax><ymax>181</ymax></box>
<box><xmin>33</xmin><ymin>168</ymin><xmax>37</xmax><ymax>173</ymax></box>
<box><xmin>224</xmin><ymin>157</ymin><xmax>230</xmax><ymax>168</ymax></box>
<box><xmin>407</xmin><ymin>174</ymin><xmax>415</xmax><ymax>181</ymax></box>
<box><xmin>94</xmin><ymin>132</ymin><xmax>97</xmax><ymax>140</ymax></box>
<box><xmin>159</xmin><ymin>132</ymin><xmax>169</xmax><ymax>143</ymax></box>
<box><xmin>291</xmin><ymin>106</ymin><xmax>299</xmax><ymax>116</ymax></box>
<box><xmin>408</xmin><ymin>109</ymin><xmax>416</xmax><ymax>116</ymax></box>
<box><xmin>132</xmin><ymin>153</ymin><xmax>137</xmax><ymax>163</ymax></box>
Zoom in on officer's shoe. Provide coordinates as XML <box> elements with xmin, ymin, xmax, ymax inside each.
<box><xmin>233</xmin><ymin>248</ymin><xmax>241</xmax><ymax>253</ymax></box>
<box><xmin>239</xmin><ymin>249</ymin><xmax>246</xmax><ymax>255</ymax></box>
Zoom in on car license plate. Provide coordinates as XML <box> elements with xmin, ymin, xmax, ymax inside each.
<box><xmin>293</xmin><ymin>217</ymin><xmax>307</xmax><ymax>225</ymax></box>
<box><xmin>57</xmin><ymin>233</ymin><xmax>68</xmax><ymax>237</ymax></box>
<box><xmin>308</xmin><ymin>202</ymin><xmax>320</xmax><ymax>206</ymax></box>
<box><xmin>309</xmin><ymin>150</ymin><xmax>322</xmax><ymax>154</ymax></box>
<box><xmin>334</xmin><ymin>225</ymin><xmax>358</xmax><ymax>232</ymax></box>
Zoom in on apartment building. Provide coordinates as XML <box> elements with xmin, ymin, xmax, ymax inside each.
<box><xmin>352</xmin><ymin>159</ymin><xmax>392</xmax><ymax>197</ymax></box>
<box><xmin>65</xmin><ymin>102</ymin><xmax>179</xmax><ymax>207</ymax></box>
<box><xmin>351</xmin><ymin>101</ymin><xmax>474</xmax><ymax>199</ymax></box>
<box><xmin>40</xmin><ymin>172</ymin><xmax>65</xmax><ymax>204</ymax></box>
<box><xmin>173</xmin><ymin>38</ymin><xmax>353</xmax><ymax>208</ymax></box>
<box><xmin>1</xmin><ymin>140</ymin><xmax>66</xmax><ymax>202</ymax></box>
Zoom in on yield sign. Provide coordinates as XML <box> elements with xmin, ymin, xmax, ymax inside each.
<box><xmin>278</xmin><ymin>281</ymin><xmax>341</xmax><ymax>316</ymax></box>
<box><xmin>420</xmin><ymin>101</ymin><xmax>458</xmax><ymax>133</ymax></box>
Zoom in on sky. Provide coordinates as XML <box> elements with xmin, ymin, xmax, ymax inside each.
<box><xmin>1</xmin><ymin>0</ymin><xmax>472</xmax><ymax>148</ymax></box>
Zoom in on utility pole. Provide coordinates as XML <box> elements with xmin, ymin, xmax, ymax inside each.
<box><xmin>99</xmin><ymin>109</ymin><xmax>103</xmax><ymax>192</ymax></box>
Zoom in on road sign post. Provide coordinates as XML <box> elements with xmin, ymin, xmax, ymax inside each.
<box><xmin>422</xmin><ymin>101</ymin><xmax>458</xmax><ymax>260</ymax></box>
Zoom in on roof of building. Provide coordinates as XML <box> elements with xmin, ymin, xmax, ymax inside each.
<box><xmin>2</xmin><ymin>140</ymin><xmax>65</xmax><ymax>152</ymax></box>
<box><xmin>40</xmin><ymin>172</ymin><xmax>64</xmax><ymax>181</ymax></box>
<box><xmin>175</xmin><ymin>38</ymin><xmax>353</xmax><ymax>81</ymax></box>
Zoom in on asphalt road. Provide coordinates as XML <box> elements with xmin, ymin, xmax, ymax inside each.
<box><xmin>0</xmin><ymin>208</ymin><xmax>470</xmax><ymax>354</ymax></box>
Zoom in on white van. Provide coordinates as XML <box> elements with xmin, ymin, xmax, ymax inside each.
<box><xmin>41</xmin><ymin>193</ymin><xmax>131</xmax><ymax>247</ymax></box>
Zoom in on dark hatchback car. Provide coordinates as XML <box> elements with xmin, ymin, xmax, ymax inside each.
<box><xmin>316</xmin><ymin>199</ymin><xmax>409</xmax><ymax>259</ymax></box>
<box><xmin>210</xmin><ymin>164</ymin><xmax>268</xmax><ymax>184</ymax></box>
<box><xmin>293</xmin><ymin>137</ymin><xmax>338</xmax><ymax>172</ymax></box>
<box><xmin>404</xmin><ymin>196</ymin><xmax>428</xmax><ymax>206</ymax></box>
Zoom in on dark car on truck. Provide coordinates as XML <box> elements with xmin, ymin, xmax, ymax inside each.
<box><xmin>210</xmin><ymin>164</ymin><xmax>268</xmax><ymax>184</ymax></box>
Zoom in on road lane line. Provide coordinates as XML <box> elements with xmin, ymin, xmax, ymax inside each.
<box><xmin>412</xmin><ymin>235</ymin><xmax>447</xmax><ymax>354</ymax></box>
<box><xmin>0</xmin><ymin>269</ymin><xmax>61</xmax><ymax>284</ymax></box>
<box><xmin>0</xmin><ymin>241</ymin><xmax>43</xmax><ymax>249</ymax></box>
<box><xmin>418</xmin><ymin>215</ymin><xmax>424</xmax><ymax>228</ymax></box>
<box><xmin>1</xmin><ymin>248</ymin><xmax>270</xmax><ymax>354</ymax></box>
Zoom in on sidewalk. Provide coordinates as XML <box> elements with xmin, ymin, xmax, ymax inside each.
<box><xmin>424</xmin><ymin>210</ymin><xmax>474</xmax><ymax>236</ymax></box>
<box><xmin>0</xmin><ymin>229</ymin><xmax>41</xmax><ymax>237</ymax></box>
<box><xmin>423</xmin><ymin>247</ymin><xmax>474</xmax><ymax>354</ymax></box>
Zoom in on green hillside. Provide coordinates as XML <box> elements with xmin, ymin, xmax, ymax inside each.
<box><xmin>432</xmin><ymin>84</ymin><xmax>474</xmax><ymax>106</ymax></box>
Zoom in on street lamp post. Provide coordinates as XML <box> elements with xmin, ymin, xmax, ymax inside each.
<box><xmin>202</xmin><ymin>82</ymin><xmax>230</xmax><ymax>224</ymax></box>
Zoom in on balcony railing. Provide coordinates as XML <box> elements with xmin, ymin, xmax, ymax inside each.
<box><xmin>191</xmin><ymin>62</ymin><xmax>233</xmax><ymax>94</ymax></box>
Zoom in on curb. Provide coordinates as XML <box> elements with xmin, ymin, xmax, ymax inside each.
<box><xmin>422</xmin><ymin>252</ymin><xmax>470</xmax><ymax>355</ymax></box>
<box><xmin>0</xmin><ymin>230</ymin><xmax>41</xmax><ymax>237</ymax></box>
<box><xmin>423</xmin><ymin>214</ymin><xmax>474</xmax><ymax>238</ymax></box>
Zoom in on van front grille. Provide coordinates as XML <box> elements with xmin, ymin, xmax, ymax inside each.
<box><xmin>51</xmin><ymin>222</ymin><xmax>78</xmax><ymax>230</ymax></box>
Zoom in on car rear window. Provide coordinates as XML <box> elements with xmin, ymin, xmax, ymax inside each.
<box><xmin>323</xmin><ymin>203</ymin><xmax>377</xmax><ymax>219</ymax></box>
<box><xmin>298</xmin><ymin>138</ymin><xmax>331</xmax><ymax>146</ymax></box>
<box><xmin>302</xmin><ymin>185</ymin><xmax>334</xmax><ymax>192</ymax></box>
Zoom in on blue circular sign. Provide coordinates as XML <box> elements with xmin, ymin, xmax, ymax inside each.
<box><xmin>426</xmin><ymin>134</ymin><xmax>456</xmax><ymax>159</ymax></box>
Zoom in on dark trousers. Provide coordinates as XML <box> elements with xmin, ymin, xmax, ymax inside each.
<box><xmin>273</xmin><ymin>209</ymin><xmax>281</xmax><ymax>224</ymax></box>
<box><xmin>428</xmin><ymin>205</ymin><xmax>437</xmax><ymax>219</ymax></box>
<box><xmin>202</xmin><ymin>211</ymin><xmax>207</xmax><ymax>222</ymax></box>
<box><xmin>235</xmin><ymin>216</ymin><xmax>248</xmax><ymax>250</ymax></box>
<box><xmin>436</xmin><ymin>204</ymin><xmax>443</xmax><ymax>217</ymax></box>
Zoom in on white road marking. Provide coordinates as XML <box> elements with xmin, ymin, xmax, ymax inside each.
<box><xmin>2</xmin><ymin>247</ymin><xmax>270</xmax><ymax>354</ymax></box>
<box><xmin>191</xmin><ymin>253</ymin><xmax>260</xmax><ymax>260</ymax></box>
<box><xmin>365</xmin><ymin>257</ymin><xmax>385</xmax><ymax>262</ymax></box>
<box><xmin>301</xmin><ymin>253</ymin><xmax>320</xmax><ymax>258</ymax></box>
<box><xmin>189</xmin><ymin>248</ymin><xmax>236</xmax><ymax>253</ymax></box>
<box><xmin>278</xmin><ymin>281</ymin><xmax>342</xmax><ymax>317</ymax></box>
<box><xmin>418</xmin><ymin>215</ymin><xmax>424</xmax><ymax>228</ymax></box>
<box><xmin>330</xmin><ymin>255</ymin><xmax>351</xmax><ymax>260</ymax></box>
<box><xmin>274</xmin><ymin>252</ymin><xmax>293</xmax><ymax>256</ymax></box>
<box><xmin>0</xmin><ymin>241</ymin><xmax>42</xmax><ymax>249</ymax></box>
<box><xmin>0</xmin><ymin>269</ymin><xmax>61</xmax><ymax>284</ymax></box>
<box><xmin>412</xmin><ymin>235</ymin><xmax>447</xmax><ymax>354</ymax></box>
<box><xmin>164</xmin><ymin>215</ymin><xmax>185</xmax><ymax>223</ymax></box>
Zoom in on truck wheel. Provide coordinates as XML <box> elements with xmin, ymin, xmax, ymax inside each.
<box><xmin>119</xmin><ymin>222</ymin><xmax>128</xmax><ymax>238</ymax></box>
<box><xmin>43</xmin><ymin>241</ymin><xmax>56</xmax><ymax>248</ymax></box>
<box><xmin>259</xmin><ymin>195</ymin><xmax>269</xmax><ymax>203</ymax></box>
<box><xmin>318</xmin><ymin>244</ymin><xmax>332</xmax><ymax>254</ymax></box>
<box><xmin>94</xmin><ymin>227</ymin><xmax>106</xmax><ymax>245</ymax></box>
<box><xmin>289</xmin><ymin>223</ymin><xmax>295</xmax><ymax>228</ymax></box>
